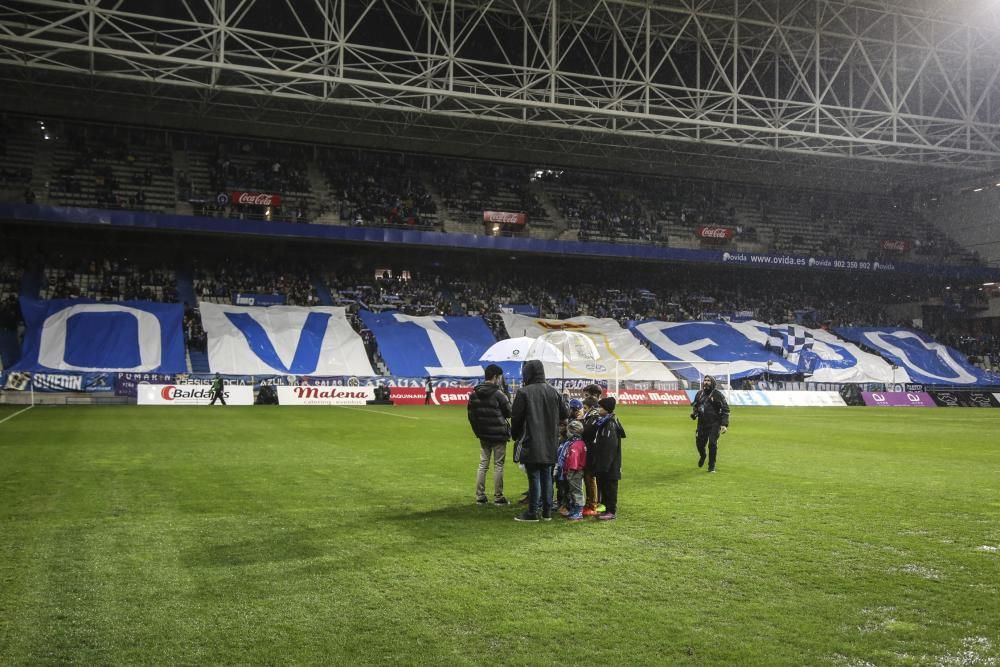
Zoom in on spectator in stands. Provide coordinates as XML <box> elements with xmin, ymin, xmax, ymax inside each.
<box><xmin>690</xmin><ymin>375</ymin><xmax>729</xmax><ymax>473</ymax></box>
<box><xmin>467</xmin><ymin>364</ymin><xmax>512</xmax><ymax>506</ymax></box>
<box><xmin>511</xmin><ymin>359</ymin><xmax>568</xmax><ymax>522</ymax></box>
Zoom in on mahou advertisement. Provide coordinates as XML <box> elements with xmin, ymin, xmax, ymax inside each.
<box><xmin>230</xmin><ymin>191</ymin><xmax>282</xmax><ymax>207</ymax></box>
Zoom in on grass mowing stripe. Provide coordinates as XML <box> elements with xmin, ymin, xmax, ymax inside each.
<box><xmin>0</xmin><ymin>404</ymin><xmax>33</xmax><ymax>425</ymax></box>
<box><xmin>0</xmin><ymin>406</ymin><xmax>997</xmax><ymax>665</ymax></box>
<box><xmin>334</xmin><ymin>405</ymin><xmax>422</xmax><ymax>420</ymax></box>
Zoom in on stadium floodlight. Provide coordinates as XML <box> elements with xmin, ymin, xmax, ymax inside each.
<box><xmin>611</xmin><ymin>359</ymin><xmax>732</xmax><ymax>396</ymax></box>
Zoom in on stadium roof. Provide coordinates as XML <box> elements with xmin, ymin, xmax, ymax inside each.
<box><xmin>2</xmin><ymin>0</ymin><xmax>1000</xmax><ymax>192</ymax></box>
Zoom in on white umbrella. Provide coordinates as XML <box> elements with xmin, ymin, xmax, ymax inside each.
<box><xmin>479</xmin><ymin>336</ymin><xmax>564</xmax><ymax>362</ymax></box>
<box><xmin>536</xmin><ymin>330</ymin><xmax>600</xmax><ymax>361</ymax></box>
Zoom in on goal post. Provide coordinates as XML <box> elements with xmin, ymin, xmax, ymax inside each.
<box><xmin>611</xmin><ymin>359</ymin><xmax>732</xmax><ymax>396</ymax></box>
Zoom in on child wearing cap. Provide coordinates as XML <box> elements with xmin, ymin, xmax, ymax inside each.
<box><xmin>589</xmin><ymin>397</ymin><xmax>626</xmax><ymax>521</ymax></box>
<box><xmin>556</xmin><ymin>420</ymin><xmax>588</xmax><ymax>521</ymax></box>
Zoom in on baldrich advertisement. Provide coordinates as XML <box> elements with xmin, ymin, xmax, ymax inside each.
<box><xmin>138</xmin><ymin>384</ymin><xmax>255</xmax><ymax>405</ymax></box>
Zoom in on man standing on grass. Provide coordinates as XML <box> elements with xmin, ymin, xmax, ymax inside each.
<box><xmin>690</xmin><ymin>375</ymin><xmax>729</xmax><ymax>472</ymax></box>
<box><xmin>209</xmin><ymin>372</ymin><xmax>227</xmax><ymax>406</ymax></box>
<box><xmin>510</xmin><ymin>360</ymin><xmax>568</xmax><ymax>522</ymax></box>
<box><xmin>467</xmin><ymin>364</ymin><xmax>512</xmax><ymax>506</ymax></box>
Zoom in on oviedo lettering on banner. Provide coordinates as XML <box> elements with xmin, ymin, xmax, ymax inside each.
<box><xmin>276</xmin><ymin>385</ymin><xmax>375</xmax><ymax>405</ymax></box>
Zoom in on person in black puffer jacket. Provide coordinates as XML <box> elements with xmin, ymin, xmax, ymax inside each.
<box><xmin>510</xmin><ymin>359</ymin><xmax>568</xmax><ymax>521</ymax></box>
<box><xmin>467</xmin><ymin>364</ymin><xmax>512</xmax><ymax>505</ymax></box>
<box><xmin>690</xmin><ymin>375</ymin><xmax>730</xmax><ymax>473</ymax></box>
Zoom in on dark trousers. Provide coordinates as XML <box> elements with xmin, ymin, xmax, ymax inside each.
<box><xmin>209</xmin><ymin>390</ymin><xmax>226</xmax><ymax>406</ymax></box>
<box><xmin>596</xmin><ymin>475</ymin><xmax>619</xmax><ymax>514</ymax></box>
<box><xmin>696</xmin><ymin>424</ymin><xmax>721</xmax><ymax>468</ymax></box>
<box><xmin>525</xmin><ymin>463</ymin><xmax>554</xmax><ymax>516</ymax></box>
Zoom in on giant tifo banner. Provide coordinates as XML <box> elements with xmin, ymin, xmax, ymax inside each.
<box><xmin>731</xmin><ymin>320</ymin><xmax>904</xmax><ymax>384</ymax></box>
<box><xmin>359</xmin><ymin>312</ymin><xmax>499</xmax><ymax>377</ymax></box>
<box><xmin>629</xmin><ymin>319</ymin><xmax>797</xmax><ymax>381</ymax></box>
<box><xmin>836</xmin><ymin>326</ymin><xmax>996</xmax><ymax>386</ymax></box>
<box><xmin>500</xmin><ymin>314</ymin><xmax>675</xmax><ymax>382</ymax></box>
<box><xmin>200</xmin><ymin>303</ymin><xmax>375</xmax><ymax>376</ymax></box>
<box><xmin>12</xmin><ymin>298</ymin><xmax>186</xmax><ymax>373</ymax></box>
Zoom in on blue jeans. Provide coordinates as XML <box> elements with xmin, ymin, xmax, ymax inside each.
<box><xmin>525</xmin><ymin>463</ymin><xmax>553</xmax><ymax>516</ymax></box>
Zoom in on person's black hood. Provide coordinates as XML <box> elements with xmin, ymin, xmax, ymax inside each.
<box><xmin>702</xmin><ymin>375</ymin><xmax>717</xmax><ymax>392</ymax></box>
<box><xmin>522</xmin><ymin>359</ymin><xmax>546</xmax><ymax>385</ymax></box>
<box><xmin>474</xmin><ymin>382</ymin><xmax>500</xmax><ymax>398</ymax></box>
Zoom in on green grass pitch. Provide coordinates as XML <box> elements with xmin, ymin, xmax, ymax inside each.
<box><xmin>1</xmin><ymin>404</ymin><xmax>998</xmax><ymax>665</ymax></box>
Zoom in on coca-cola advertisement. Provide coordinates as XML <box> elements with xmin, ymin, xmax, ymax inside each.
<box><xmin>879</xmin><ymin>239</ymin><xmax>911</xmax><ymax>253</ymax></box>
<box><xmin>696</xmin><ymin>226</ymin><xmax>734</xmax><ymax>241</ymax></box>
<box><xmin>230</xmin><ymin>191</ymin><xmax>282</xmax><ymax>207</ymax></box>
<box><xmin>483</xmin><ymin>211</ymin><xmax>526</xmax><ymax>226</ymax></box>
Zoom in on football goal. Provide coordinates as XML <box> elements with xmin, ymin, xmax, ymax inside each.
<box><xmin>611</xmin><ymin>359</ymin><xmax>732</xmax><ymax>395</ymax></box>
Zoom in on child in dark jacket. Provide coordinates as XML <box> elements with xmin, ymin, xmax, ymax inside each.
<box><xmin>556</xmin><ymin>420</ymin><xmax>587</xmax><ymax>520</ymax></box>
<box><xmin>589</xmin><ymin>397</ymin><xmax>626</xmax><ymax>521</ymax></box>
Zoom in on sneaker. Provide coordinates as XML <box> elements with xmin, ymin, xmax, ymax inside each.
<box><xmin>566</xmin><ymin>511</ymin><xmax>584</xmax><ymax>521</ymax></box>
<box><xmin>541</xmin><ymin>510</ymin><xmax>553</xmax><ymax>521</ymax></box>
<box><xmin>476</xmin><ymin>496</ymin><xmax>488</xmax><ymax>505</ymax></box>
<box><xmin>493</xmin><ymin>497</ymin><xmax>510</xmax><ymax>506</ymax></box>
<box><xmin>514</xmin><ymin>511</ymin><xmax>539</xmax><ymax>522</ymax></box>
<box><xmin>698</xmin><ymin>453</ymin><xmax>706</xmax><ymax>468</ymax></box>
<box><xmin>558</xmin><ymin>505</ymin><xmax>570</xmax><ymax>516</ymax></box>
<box><xmin>517</xmin><ymin>493</ymin><xmax>530</xmax><ymax>505</ymax></box>
<box><xmin>597</xmin><ymin>512</ymin><xmax>616</xmax><ymax>521</ymax></box>
<box><xmin>595</xmin><ymin>503</ymin><xmax>606</xmax><ymax>513</ymax></box>
<box><xmin>582</xmin><ymin>507</ymin><xmax>599</xmax><ymax>517</ymax></box>
<box><xmin>708</xmin><ymin>467</ymin><xmax>716</xmax><ymax>473</ymax></box>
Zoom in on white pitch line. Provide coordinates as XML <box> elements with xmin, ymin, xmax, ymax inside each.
<box><xmin>334</xmin><ymin>405</ymin><xmax>421</xmax><ymax>420</ymax></box>
<box><xmin>0</xmin><ymin>405</ymin><xmax>34</xmax><ymax>426</ymax></box>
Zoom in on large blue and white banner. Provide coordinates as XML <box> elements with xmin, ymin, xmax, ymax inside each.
<box><xmin>13</xmin><ymin>298</ymin><xmax>186</xmax><ymax>373</ymax></box>
<box><xmin>200</xmin><ymin>303</ymin><xmax>375</xmax><ymax>376</ymax></box>
<box><xmin>359</xmin><ymin>312</ymin><xmax>495</xmax><ymax>377</ymax></box>
<box><xmin>729</xmin><ymin>320</ymin><xmax>904</xmax><ymax>384</ymax></box>
<box><xmin>500</xmin><ymin>314</ymin><xmax>675</xmax><ymax>382</ymax></box>
<box><xmin>630</xmin><ymin>319</ymin><xmax>797</xmax><ymax>381</ymax></box>
<box><xmin>836</xmin><ymin>327</ymin><xmax>994</xmax><ymax>385</ymax></box>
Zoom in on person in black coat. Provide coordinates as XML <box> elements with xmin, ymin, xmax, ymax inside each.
<box><xmin>589</xmin><ymin>397</ymin><xmax>626</xmax><ymax>520</ymax></box>
<box><xmin>690</xmin><ymin>375</ymin><xmax>730</xmax><ymax>473</ymax></box>
<box><xmin>510</xmin><ymin>359</ymin><xmax>568</xmax><ymax>521</ymax></box>
<box><xmin>467</xmin><ymin>364</ymin><xmax>512</xmax><ymax>505</ymax></box>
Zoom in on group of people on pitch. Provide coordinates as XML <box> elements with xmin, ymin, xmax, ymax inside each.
<box><xmin>467</xmin><ymin>360</ymin><xmax>730</xmax><ymax>522</ymax></box>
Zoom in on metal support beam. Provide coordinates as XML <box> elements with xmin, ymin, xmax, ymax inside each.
<box><xmin>1</xmin><ymin>0</ymin><xmax>999</xmax><ymax>174</ymax></box>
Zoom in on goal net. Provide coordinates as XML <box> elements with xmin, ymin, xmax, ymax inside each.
<box><xmin>611</xmin><ymin>359</ymin><xmax>732</xmax><ymax>395</ymax></box>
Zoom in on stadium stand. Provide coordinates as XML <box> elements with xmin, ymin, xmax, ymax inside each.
<box><xmin>0</xmin><ymin>116</ymin><xmax>985</xmax><ymax>267</ymax></box>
